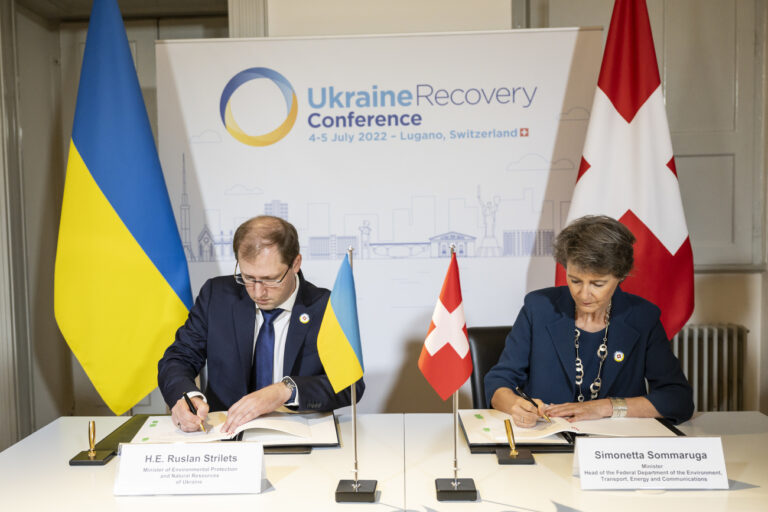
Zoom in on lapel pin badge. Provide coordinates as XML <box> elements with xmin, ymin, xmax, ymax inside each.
<box><xmin>299</xmin><ymin>313</ymin><xmax>310</xmax><ymax>324</ymax></box>
<box><xmin>613</xmin><ymin>351</ymin><xmax>625</xmax><ymax>362</ymax></box>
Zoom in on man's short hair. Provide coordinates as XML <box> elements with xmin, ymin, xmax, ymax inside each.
<box><xmin>232</xmin><ymin>216</ymin><xmax>300</xmax><ymax>265</ymax></box>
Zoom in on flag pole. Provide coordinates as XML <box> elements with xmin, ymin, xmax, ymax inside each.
<box><xmin>450</xmin><ymin>244</ymin><xmax>459</xmax><ymax>487</ymax></box>
<box><xmin>452</xmin><ymin>388</ymin><xmax>459</xmax><ymax>485</ymax></box>
<box><xmin>334</xmin><ymin>246</ymin><xmax>376</xmax><ymax>503</ymax></box>
<box><xmin>433</xmin><ymin>244</ymin><xmax>477</xmax><ymax>501</ymax></box>
<box><xmin>348</xmin><ymin>246</ymin><xmax>359</xmax><ymax>489</ymax></box>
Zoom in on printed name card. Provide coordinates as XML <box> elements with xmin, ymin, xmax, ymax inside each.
<box><xmin>575</xmin><ymin>437</ymin><xmax>728</xmax><ymax>490</ymax></box>
<box><xmin>114</xmin><ymin>442</ymin><xmax>267</xmax><ymax>495</ymax></box>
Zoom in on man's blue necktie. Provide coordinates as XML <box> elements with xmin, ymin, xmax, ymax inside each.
<box><xmin>251</xmin><ymin>308</ymin><xmax>283</xmax><ymax>392</ymax></box>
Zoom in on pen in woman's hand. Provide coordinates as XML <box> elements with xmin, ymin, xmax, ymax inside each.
<box><xmin>515</xmin><ymin>386</ymin><xmax>552</xmax><ymax>423</ymax></box>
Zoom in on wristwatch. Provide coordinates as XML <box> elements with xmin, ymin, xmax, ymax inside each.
<box><xmin>610</xmin><ymin>397</ymin><xmax>628</xmax><ymax>418</ymax></box>
<box><xmin>281</xmin><ymin>376</ymin><xmax>297</xmax><ymax>403</ymax></box>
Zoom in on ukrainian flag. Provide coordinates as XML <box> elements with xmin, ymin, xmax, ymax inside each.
<box><xmin>54</xmin><ymin>0</ymin><xmax>192</xmax><ymax>415</ymax></box>
<box><xmin>317</xmin><ymin>255</ymin><xmax>364</xmax><ymax>393</ymax></box>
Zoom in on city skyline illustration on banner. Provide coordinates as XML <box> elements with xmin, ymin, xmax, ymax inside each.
<box><xmin>175</xmin><ymin>150</ymin><xmax>574</xmax><ymax>263</ymax></box>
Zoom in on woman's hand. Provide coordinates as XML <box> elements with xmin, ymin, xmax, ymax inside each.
<box><xmin>491</xmin><ymin>387</ymin><xmax>547</xmax><ymax>428</ymax></box>
<box><xmin>545</xmin><ymin>399</ymin><xmax>612</xmax><ymax>422</ymax></box>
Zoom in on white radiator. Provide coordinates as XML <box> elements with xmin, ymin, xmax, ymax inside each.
<box><xmin>671</xmin><ymin>324</ymin><xmax>747</xmax><ymax>412</ymax></box>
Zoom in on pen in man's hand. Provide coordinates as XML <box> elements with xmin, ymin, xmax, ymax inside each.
<box><xmin>183</xmin><ymin>392</ymin><xmax>206</xmax><ymax>433</ymax></box>
<box><xmin>514</xmin><ymin>386</ymin><xmax>552</xmax><ymax>423</ymax></box>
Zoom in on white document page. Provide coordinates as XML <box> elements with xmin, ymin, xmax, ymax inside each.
<box><xmin>130</xmin><ymin>412</ymin><xmax>331</xmax><ymax>445</ymax></box>
<box><xmin>460</xmin><ymin>409</ymin><xmax>677</xmax><ymax>446</ymax></box>
<box><xmin>459</xmin><ymin>409</ymin><xmax>571</xmax><ymax>445</ymax></box>
<box><xmin>569</xmin><ymin>417</ymin><xmax>677</xmax><ymax>437</ymax></box>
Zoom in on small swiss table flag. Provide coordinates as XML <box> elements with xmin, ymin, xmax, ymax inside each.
<box><xmin>418</xmin><ymin>253</ymin><xmax>473</xmax><ymax>400</ymax></box>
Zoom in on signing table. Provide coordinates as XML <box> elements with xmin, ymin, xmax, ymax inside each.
<box><xmin>0</xmin><ymin>414</ymin><xmax>405</xmax><ymax>511</ymax></box>
<box><xmin>1</xmin><ymin>412</ymin><xmax>767</xmax><ymax>511</ymax></box>
<box><xmin>405</xmin><ymin>411</ymin><xmax>768</xmax><ymax>511</ymax></box>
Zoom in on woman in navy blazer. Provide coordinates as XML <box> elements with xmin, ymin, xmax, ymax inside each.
<box><xmin>485</xmin><ymin>216</ymin><xmax>694</xmax><ymax>426</ymax></box>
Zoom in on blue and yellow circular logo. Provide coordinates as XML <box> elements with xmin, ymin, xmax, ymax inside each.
<box><xmin>219</xmin><ymin>67</ymin><xmax>297</xmax><ymax>146</ymax></box>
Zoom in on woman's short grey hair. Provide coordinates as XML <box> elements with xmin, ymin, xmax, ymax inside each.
<box><xmin>553</xmin><ymin>215</ymin><xmax>635</xmax><ymax>279</ymax></box>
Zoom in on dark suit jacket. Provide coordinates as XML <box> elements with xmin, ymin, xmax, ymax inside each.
<box><xmin>158</xmin><ymin>272</ymin><xmax>364</xmax><ymax>412</ymax></box>
<box><xmin>484</xmin><ymin>286</ymin><xmax>693</xmax><ymax>424</ymax></box>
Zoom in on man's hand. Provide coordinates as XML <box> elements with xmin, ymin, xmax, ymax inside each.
<box><xmin>171</xmin><ymin>395</ymin><xmax>209</xmax><ymax>432</ymax></box>
<box><xmin>221</xmin><ymin>382</ymin><xmax>292</xmax><ymax>434</ymax></box>
<box><xmin>545</xmin><ymin>399</ymin><xmax>612</xmax><ymax>422</ymax></box>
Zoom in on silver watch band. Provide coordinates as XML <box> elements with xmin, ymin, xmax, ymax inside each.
<box><xmin>610</xmin><ymin>397</ymin><xmax>628</xmax><ymax>418</ymax></box>
<box><xmin>281</xmin><ymin>376</ymin><xmax>297</xmax><ymax>391</ymax></box>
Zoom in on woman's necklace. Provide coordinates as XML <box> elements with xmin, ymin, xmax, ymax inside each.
<box><xmin>574</xmin><ymin>303</ymin><xmax>611</xmax><ymax>402</ymax></box>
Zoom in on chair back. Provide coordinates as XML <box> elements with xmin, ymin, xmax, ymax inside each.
<box><xmin>467</xmin><ymin>326</ymin><xmax>511</xmax><ymax>408</ymax></box>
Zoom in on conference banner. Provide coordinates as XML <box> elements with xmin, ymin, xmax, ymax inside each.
<box><xmin>156</xmin><ymin>29</ymin><xmax>601</xmax><ymax>412</ymax></box>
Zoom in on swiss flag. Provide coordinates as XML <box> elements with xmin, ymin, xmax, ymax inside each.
<box><xmin>418</xmin><ymin>253</ymin><xmax>473</xmax><ymax>400</ymax></box>
<box><xmin>556</xmin><ymin>0</ymin><xmax>694</xmax><ymax>339</ymax></box>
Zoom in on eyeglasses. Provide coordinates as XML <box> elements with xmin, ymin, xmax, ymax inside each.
<box><xmin>234</xmin><ymin>261</ymin><xmax>292</xmax><ymax>288</ymax></box>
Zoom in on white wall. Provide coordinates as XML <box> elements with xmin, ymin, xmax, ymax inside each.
<box><xmin>263</xmin><ymin>0</ymin><xmax>768</xmax><ymax>416</ymax></box>
<box><xmin>689</xmin><ymin>274</ymin><xmax>763</xmax><ymax>410</ymax></box>
<box><xmin>266</xmin><ymin>0</ymin><xmax>513</xmax><ymax>36</ymax></box>
<box><xmin>12</xmin><ymin>0</ymin><xmax>768</xmax><ymax>429</ymax></box>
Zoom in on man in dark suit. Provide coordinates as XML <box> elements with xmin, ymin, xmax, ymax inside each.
<box><xmin>158</xmin><ymin>215</ymin><xmax>364</xmax><ymax>433</ymax></box>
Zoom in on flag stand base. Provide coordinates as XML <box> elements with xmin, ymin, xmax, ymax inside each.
<box><xmin>335</xmin><ymin>479</ymin><xmax>377</xmax><ymax>502</ymax></box>
<box><xmin>69</xmin><ymin>450</ymin><xmax>114</xmax><ymax>466</ymax></box>
<box><xmin>435</xmin><ymin>478</ymin><xmax>477</xmax><ymax>501</ymax></box>
<box><xmin>496</xmin><ymin>447</ymin><xmax>535</xmax><ymax>465</ymax></box>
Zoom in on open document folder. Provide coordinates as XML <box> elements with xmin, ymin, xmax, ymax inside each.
<box><xmin>459</xmin><ymin>409</ymin><xmax>680</xmax><ymax>453</ymax></box>
<box><xmin>129</xmin><ymin>411</ymin><xmax>339</xmax><ymax>447</ymax></box>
